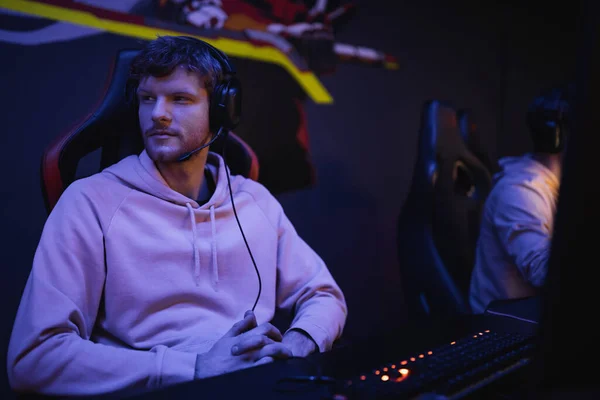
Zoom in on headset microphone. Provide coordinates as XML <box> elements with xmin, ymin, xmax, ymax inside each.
<box><xmin>177</xmin><ymin>126</ymin><xmax>225</xmax><ymax>162</ymax></box>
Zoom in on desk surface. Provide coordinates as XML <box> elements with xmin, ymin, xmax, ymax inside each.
<box><xmin>16</xmin><ymin>301</ymin><xmax>541</xmax><ymax>400</ymax></box>
<box><xmin>17</xmin><ymin>297</ymin><xmax>599</xmax><ymax>399</ymax></box>
<box><xmin>79</xmin><ymin>312</ymin><xmax>537</xmax><ymax>400</ymax></box>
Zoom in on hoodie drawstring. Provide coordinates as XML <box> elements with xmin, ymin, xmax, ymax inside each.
<box><xmin>186</xmin><ymin>203</ymin><xmax>201</xmax><ymax>286</ymax></box>
<box><xmin>186</xmin><ymin>202</ymin><xmax>219</xmax><ymax>289</ymax></box>
<box><xmin>210</xmin><ymin>205</ymin><xmax>219</xmax><ymax>289</ymax></box>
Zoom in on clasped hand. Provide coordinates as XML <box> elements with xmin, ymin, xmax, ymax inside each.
<box><xmin>194</xmin><ymin>310</ymin><xmax>292</xmax><ymax>379</ymax></box>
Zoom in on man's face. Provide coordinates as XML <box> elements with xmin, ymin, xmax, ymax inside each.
<box><xmin>137</xmin><ymin>66</ymin><xmax>211</xmax><ymax>163</ymax></box>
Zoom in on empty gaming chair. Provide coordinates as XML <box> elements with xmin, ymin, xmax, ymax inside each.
<box><xmin>397</xmin><ymin>100</ymin><xmax>493</xmax><ymax>321</ymax></box>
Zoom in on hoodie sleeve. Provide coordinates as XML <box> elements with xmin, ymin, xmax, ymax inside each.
<box><xmin>267</xmin><ymin>201</ymin><xmax>347</xmax><ymax>353</ymax></box>
<box><xmin>7</xmin><ymin>181</ymin><xmax>196</xmax><ymax>396</ymax></box>
<box><xmin>492</xmin><ymin>181</ymin><xmax>555</xmax><ymax>288</ymax></box>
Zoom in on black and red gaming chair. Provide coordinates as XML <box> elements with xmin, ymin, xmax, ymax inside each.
<box><xmin>397</xmin><ymin>100</ymin><xmax>493</xmax><ymax>320</ymax></box>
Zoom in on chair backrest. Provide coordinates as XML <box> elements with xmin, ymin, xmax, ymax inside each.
<box><xmin>397</xmin><ymin>100</ymin><xmax>492</xmax><ymax>320</ymax></box>
<box><xmin>457</xmin><ymin>109</ymin><xmax>499</xmax><ymax>174</ymax></box>
<box><xmin>41</xmin><ymin>49</ymin><xmax>259</xmax><ymax>214</ymax></box>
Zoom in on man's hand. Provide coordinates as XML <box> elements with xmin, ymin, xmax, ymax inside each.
<box><xmin>194</xmin><ymin>311</ymin><xmax>292</xmax><ymax>379</ymax></box>
<box><xmin>282</xmin><ymin>329</ymin><xmax>317</xmax><ymax>357</ymax></box>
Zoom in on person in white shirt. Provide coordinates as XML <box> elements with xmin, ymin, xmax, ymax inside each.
<box><xmin>469</xmin><ymin>85</ymin><xmax>573</xmax><ymax>314</ymax></box>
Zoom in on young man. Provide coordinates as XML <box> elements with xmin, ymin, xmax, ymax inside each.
<box><xmin>7</xmin><ymin>35</ymin><xmax>347</xmax><ymax>396</ymax></box>
<box><xmin>469</xmin><ymin>85</ymin><xmax>572</xmax><ymax>314</ymax></box>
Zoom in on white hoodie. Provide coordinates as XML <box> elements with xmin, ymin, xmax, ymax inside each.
<box><xmin>7</xmin><ymin>151</ymin><xmax>347</xmax><ymax>396</ymax></box>
<box><xmin>469</xmin><ymin>154</ymin><xmax>560</xmax><ymax>314</ymax></box>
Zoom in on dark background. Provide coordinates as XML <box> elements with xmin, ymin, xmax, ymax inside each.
<box><xmin>0</xmin><ymin>0</ymin><xmax>580</xmax><ymax>397</ymax></box>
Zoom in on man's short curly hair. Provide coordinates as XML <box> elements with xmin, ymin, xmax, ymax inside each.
<box><xmin>129</xmin><ymin>35</ymin><xmax>225</xmax><ymax>98</ymax></box>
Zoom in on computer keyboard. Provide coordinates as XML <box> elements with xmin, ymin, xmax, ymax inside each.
<box><xmin>341</xmin><ymin>329</ymin><xmax>536</xmax><ymax>399</ymax></box>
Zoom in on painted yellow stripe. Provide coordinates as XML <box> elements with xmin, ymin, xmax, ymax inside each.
<box><xmin>385</xmin><ymin>62</ymin><xmax>399</xmax><ymax>70</ymax></box>
<box><xmin>1</xmin><ymin>0</ymin><xmax>333</xmax><ymax>104</ymax></box>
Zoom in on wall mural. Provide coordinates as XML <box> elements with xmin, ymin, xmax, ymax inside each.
<box><xmin>1</xmin><ymin>0</ymin><xmax>398</xmax><ymax>193</ymax></box>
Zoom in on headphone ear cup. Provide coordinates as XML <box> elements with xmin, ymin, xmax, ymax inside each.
<box><xmin>555</xmin><ymin>119</ymin><xmax>566</xmax><ymax>152</ymax></box>
<box><xmin>527</xmin><ymin>102</ymin><xmax>566</xmax><ymax>154</ymax></box>
<box><xmin>209</xmin><ymin>82</ymin><xmax>225</xmax><ymax>133</ymax></box>
<box><xmin>551</xmin><ymin>122</ymin><xmax>562</xmax><ymax>152</ymax></box>
<box><xmin>543</xmin><ymin>110</ymin><xmax>565</xmax><ymax>153</ymax></box>
<box><xmin>210</xmin><ymin>77</ymin><xmax>242</xmax><ymax>132</ymax></box>
<box><xmin>225</xmin><ymin>76</ymin><xmax>242</xmax><ymax>129</ymax></box>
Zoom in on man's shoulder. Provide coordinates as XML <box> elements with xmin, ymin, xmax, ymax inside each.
<box><xmin>488</xmin><ymin>177</ymin><xmax>541</xmax><ymax>207</ymax></box>
<box><xmin>56</xmin><ymin>170</ymin><xmax>133</xmax><ymax>213</ymax></box>
<box><xmin>495</xmin><ymin>155</ymin><xmax>552</xmax><ymax>188</ymax></box>
<box><xmin>64</xmin><ymin>170</ymin><xmax>122</xmax><ymax>194</ymax></box>
<box><xmin>492</xmin><ymin>171</ymin><xmax>549</xmax><ymax>198</ymax></box>
<box><xmin>233</xmin><ymin>176</ymin><xmax>285</xmax><ymax>225</ymax></box>
<box><xmin>484</xmin><ymin>171</ymin><xmax>553</xmax><ymax>224</ymax></box>
<box><xmin>235</xmin><ymin>175</ymin><xmax>275</xmax><ymax>201</ymax></box>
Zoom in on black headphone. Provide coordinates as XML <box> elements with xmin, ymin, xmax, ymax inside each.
<box><xmin>526</xmin><ymin>86</ymin><xmax>572</xmax><ymax>154</ymax></box>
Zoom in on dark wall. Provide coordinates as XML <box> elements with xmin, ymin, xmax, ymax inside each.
<box><xmin>0</xmin><ymin>0</ymin><xmax>579</xmax><ymax>398</ymax></box>
<box><xmin>279</xmin><ymin>0</ymin><xmax>578</xmax><ymax>338</ymax></box>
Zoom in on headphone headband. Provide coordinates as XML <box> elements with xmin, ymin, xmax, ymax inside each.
<box><xmin>176</xmin><ymin>36</ymin><xmax>236</xmax><ymax>76</ymax></box>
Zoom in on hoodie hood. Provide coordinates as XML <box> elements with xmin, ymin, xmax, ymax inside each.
<box><xmin>104</xmin><ymin>150</ymin><xmax>237</xmax><ymax>210</ymax></box>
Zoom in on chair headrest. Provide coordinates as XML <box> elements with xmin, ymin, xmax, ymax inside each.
<box><xmin>416</xmin><ymin>100</ymin><xmax>492</xmax><ymax>200</ymax></box>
